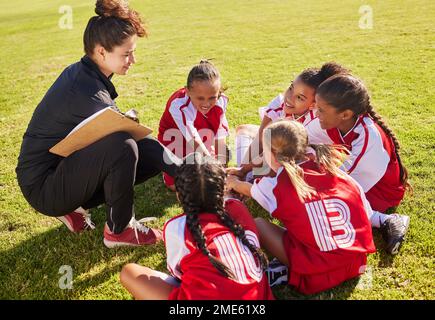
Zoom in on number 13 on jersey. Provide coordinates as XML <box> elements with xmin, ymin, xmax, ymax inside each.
<box><xmin>305</xmin><ymin>198</ymin><xmax>356</xmax><ymax>252</ymax></box>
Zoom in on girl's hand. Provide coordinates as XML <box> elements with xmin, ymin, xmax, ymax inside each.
<box><xmin>226</xmin><ymin>174</ymin><xmax>240</xmax><ymax>190</ymax></box>
<box><xmin>226</xmin><ymin>167</ymin><xmax>246</xmax><ymax>179</ymax></box>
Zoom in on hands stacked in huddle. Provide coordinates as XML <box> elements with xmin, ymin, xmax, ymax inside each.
<box><xmin>224</xmin><ymin>167</ymin><xmax>249</xmax><ymax>201</ymax></box>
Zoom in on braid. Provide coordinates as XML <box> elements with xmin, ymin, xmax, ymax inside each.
<box><xmin>216</xmin><ymin>209</ymin><xmax>269</xmax><ymax>272</ymax></box>
<box><xmin>366</xmin><ymin>103</ymin><xmax>412</xmax><ymax>191</ymax></box>
<box><xmin>186</xmin><ymin>209</ymin><xmax>235</xmax><ymax>279</ymax></box>
<box><xmin>175</xmin><ymin>153</ymin><xmax>269</xmax><ymax>280</ymax></box>
<box><xmin>318</xmin><ymin>75</ymin><xmax>412</xmax><ymax>193</ymax></box>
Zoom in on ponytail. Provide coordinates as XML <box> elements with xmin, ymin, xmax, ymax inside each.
<box><xmin>187</xmin><ymin>60</ymin><xmax>221</xmax><ymax>89</ymax></box>
<box><xmin>280</xmin><ymin>159</ymin><xmax>316</xmax><ymax>201</ymax></box>
<box><xmin>308</xmin><ymin>144</ymin><xmax>348</xmax><ymax>177</ymax></box>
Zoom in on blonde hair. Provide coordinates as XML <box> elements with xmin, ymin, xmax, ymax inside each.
<box><xmin>263</xmin><ymin>120</ymin><xmax>347</xmax><ymax>201</ymax></box>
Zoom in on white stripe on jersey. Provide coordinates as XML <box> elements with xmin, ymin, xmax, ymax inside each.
<box><xmin>250</xmin><ymin>167</ymin><xmax>282</xmax><ymax>214</ymax></box>
<box><xmin>324</xmin><ymin>198</ymin><xmax>355</xmax><ymax>247</ymax></box>
<box><xmin>344</xmin><ymin>117</ymin><xmax>390</xmax><ymax>192</ymax></box>
<box><xmin>164</xmin><ymin>215</ymin><xmax>190</xmax><ymax>280</ymax></box>
<box><xmin>258</xmin><ymin>94</ymin><xmax>316</xmax><ymax>127</ymax></box>
<box><xmin>306</xmin><ymin>117</ymin><xmax>391</xmax><ymax>192</ymax></box>
<box><xmin>238</xmin><ymin>231</ymin><xmax>262</xmax><ymax>282</ymax></box>
<box><xmin>213</xmin><ymin>231</ymin><xmax>262</xmax><ymax>284</ymax></box>
<box><xmin>168</xmin><ymin>94</ymin><xmax>229</xmax><ymax>142</ymax></box>
<box><xmin>168</xmin><ymin>97</ymin><xmax>199</xmax><ymax>142</ymax></box>
<box><xmin>215</xmin><ymin>233</ymin><xmax>248</xmax><ymax>284</ymax></box>
<box><xmin>258</xmin><ymin>94</ymin><xmax>284</xmax><ymax>121</ymax></box>
<box><xmin>305</xmin><ymin>117</ymin><xmax>334</xmax><ymax>145</ymax></box>
<box><xmin>308</xmin><ymin>200</ymin><xmax>337</xmax><ymax>251</ymax></box>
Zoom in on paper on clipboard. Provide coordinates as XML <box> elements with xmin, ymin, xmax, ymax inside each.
<box><xmin>49</xmin><ymin>107</ymin><xmax>153</xmax><ymax>157</ymax></box>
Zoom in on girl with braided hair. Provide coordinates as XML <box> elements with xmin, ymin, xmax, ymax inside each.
<box><xmin>305</xmin><ymin>74</ymin><xmax>411</xmax><ymax>255</ymax></box>
<box><xmin>227</xmin><ymin>120</ymin><xmax>376</xmax><ymax>295</ymax></box>
<box><xmin>231</xmin><ymin>62</ymin><xmax>349</xmax><ymax>181</ymax></box>
<box><xmin>120</xmin><ymin>153</ymin><xmax>274</xmax><ymax>300</ymax></box>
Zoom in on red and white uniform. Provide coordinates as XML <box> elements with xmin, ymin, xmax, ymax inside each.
<box><xmin>258</xmin><ymin>94</ymin><xmax>316</xmax><ymax>126</ymax></box>
<box><xmin>251</xmin><ymin>161</ymin><xmax>376</xmax><ymax>295</ymax></box>
<box><xmin>305</xmin><ymin>116</ymin><xmax>406</xmax><ymax>212</ymax></box>
<box><xmin>158</xmin><ymin>88</ymin><xmax>229</xmax><ymax>157</ymax></box>
<box><xmin>163</xmin><ymin>198</ymin><xmax>274</xmax><ymax>300</ymax></box>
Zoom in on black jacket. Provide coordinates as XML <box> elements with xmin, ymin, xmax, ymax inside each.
<box><xmin>16</xmin><ymin>55</ymin><xmax>120</xmax><ymax>187</ymax></box>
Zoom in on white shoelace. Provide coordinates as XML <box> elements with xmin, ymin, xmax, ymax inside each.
<box><xmin>83</xmin><ymin>212</ymin><xmax>96</xmax><ymax>230</ymax></box>
<box><xmin>129</xmin><ymin>217</ymin><xmax>157</xmax><ymax>244</ymax></box>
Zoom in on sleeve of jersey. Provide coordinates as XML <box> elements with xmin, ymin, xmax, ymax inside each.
<box><xmin>215</xmin><ymin>96</ymin><xmax>230</xmax><ymax>139</ymax></box>
<box><xmin>258</xmin><ymin>94</ymin><xmax>283</xmax><ymax>121</ymax></box>
<box><xmin>250</xmin><ymin>177</ymin><xmax>278</xmax><ymax>215</ymax></box>
<box><xmin>163</xmin><ymin>215</ymin><xmax>190</xmax><ymax>280</ymax></box>
<box><xmin>168</xmin><ymin>103</ymin><xmax>200</xmax><ymax>142</ymax></box>
<box><xmin>342</xmin><ymin>128</ymin><xmax>390</xmax><ymax>192</ymax></box>
<box><xmin>305</xmin><ymin>117</ymin><xmax>333</xmax><ymax>145</ymax></box>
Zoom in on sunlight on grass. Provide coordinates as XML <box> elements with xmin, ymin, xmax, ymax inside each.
<box><xmin>0</xmin><ymin>0</ymin><xmax>434</xmax><ymax>299</ymax></box>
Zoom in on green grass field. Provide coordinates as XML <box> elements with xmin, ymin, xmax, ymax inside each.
<box><xmin>0</xmin><ymin>0</ymin><xmax>434</xmax><ymax>300</ymax></box>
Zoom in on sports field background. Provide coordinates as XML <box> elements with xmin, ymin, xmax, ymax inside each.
<box><xmin>0</xmin><ymin>0</ymin><xmax>434</xmax><ymax>299</ymax></box>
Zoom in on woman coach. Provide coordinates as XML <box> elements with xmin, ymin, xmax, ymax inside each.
<box><xmin>16</xmin><ymin>0</ymin><xmax>180</xmax><ymax>247</ymax></box>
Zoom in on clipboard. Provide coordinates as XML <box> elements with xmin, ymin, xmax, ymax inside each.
<box><xmin>49</xmin><ymin>107</ymin><xmax>153</xmax><ymax>157</ymax></box>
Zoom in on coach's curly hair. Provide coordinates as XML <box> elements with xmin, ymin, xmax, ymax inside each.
<box><xmin>174</xmin><ymin>153</ymin><xmax>268</xmax><ymax>279</ymax></box>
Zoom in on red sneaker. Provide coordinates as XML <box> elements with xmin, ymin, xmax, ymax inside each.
<box><xmin>56</xmin><ymin>207</ymin><xmax>95</xmax><ymax>233</ymax></box>
<box><xmin>103</xmin><ymin>217</ymin><xmax>163</xmax><ymax>248</ymax></box>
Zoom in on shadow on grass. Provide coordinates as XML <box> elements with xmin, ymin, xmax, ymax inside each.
<box><xmin>0</xmin><ymin>175</ymin><xmax>179</xmax><ymax>299</ymax></box>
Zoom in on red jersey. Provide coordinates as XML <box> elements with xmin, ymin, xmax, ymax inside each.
<box><xmin>258</xmin><ymin>94</ymin><xmax>316</xmax><ymax>126</ymax></box>
<box><xmin>158</xmin><ymin>88</ymin><xmax>229</xmax><ymax>158</ymax></box>
<box><xmin>305</xmin><ymin>116</ymin><xmax>406</xmax><ymax>212</ymax></box>
<box><xmin>163</xmin><ymin>198</ymin><xmax>274</xmax><ymax>300</ymax></box>
<box><xmin>251</xmin><ymin>160</ymin><xmax>376</xmax><ymax>294</ymax></box>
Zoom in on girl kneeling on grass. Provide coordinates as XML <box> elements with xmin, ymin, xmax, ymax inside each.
<box><xmin>227</xmin><ymin>120</ymin><xmax>376</xmax><ymax>295</ymax></box>
<box><xmin>233</xmin><ymin>62</ymin><xmax>348</xmax><ymax>179</ymax></box>
<box><xmin>306</xmin><ymin>74</ymin><xmax>411</xmax><ymax>254</ymax></box>
<box><xmin>158</xmin><ymin>60</ymin><xmax>230</xmax><ymax>191</ymax></box>
<box><xmin>120</xmin><ymin>153</ymin><xmax>274</xmax><ymax>300</ymax></box>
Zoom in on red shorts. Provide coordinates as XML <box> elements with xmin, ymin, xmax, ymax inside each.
<box><xmin>365</xmin><ymin>187</ymin><xmax>403</xmax><ymax>213</ymax></box>
<box><xmin>163</xmin><ymin>172</ymin><xmax>175</xmax><ymax>188</ymax></box>
<box><xmin>283</xmin><ymin>233</ymin><xmax>367</xmax><ymax>295</ymax></box>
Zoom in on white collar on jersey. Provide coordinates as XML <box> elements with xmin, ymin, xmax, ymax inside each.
<box><xmin>340</xmin><ymin>115</ymin><xmax>365</xmax><ymax>138</ymax></box>
<box><xmin>291</xmin><ymin>110</ymin><xmax>311</xmax><ymax>122</ymax></box>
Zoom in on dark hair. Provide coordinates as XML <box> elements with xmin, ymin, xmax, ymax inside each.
<box><xmin>186</xmin><ymin>60</ymin><xmax>221</xmax><ymax>89</ymax></box>
<box><xmin>316</xmin><ymin>74</ymin><xmax>411</xmax><ymax>190</ymax></box>
<box><xmin>174</xmin><ymin>153</ymin><xmax>268</xmax><ymax>279</ymax></box>
<box><xmin>83</xmin><ymin>0</ymin><xmax>147</xmax><ymax>56</ymax></box>
<box><xmin>298</xmin><ymin>62</ymin><xmax>349</xmax><ymax>89</ymax></box>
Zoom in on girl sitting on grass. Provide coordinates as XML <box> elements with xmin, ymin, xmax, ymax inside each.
<box><xmin>305</xmin><ymin>74</ymin><xmax>411</xmax><ymax>255</ymax></box>
<box><xmin>158</xmin><ymin>60</ymin><xmax>230</xmax><ymax>191</ymax></box>
<box><xmin>233</xmin><ymin>62</ymin><xmax>348</xmax><ymax>179</ymax></box>
<box><xmin>227</xmin><ymin>120</ymin><xmax>376</xmax><ymax>295</ymax></box>
<box><xmin>120</xmin><ymin>153</ymin><xmax>274</xmax><ymax>300</ymax></box>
